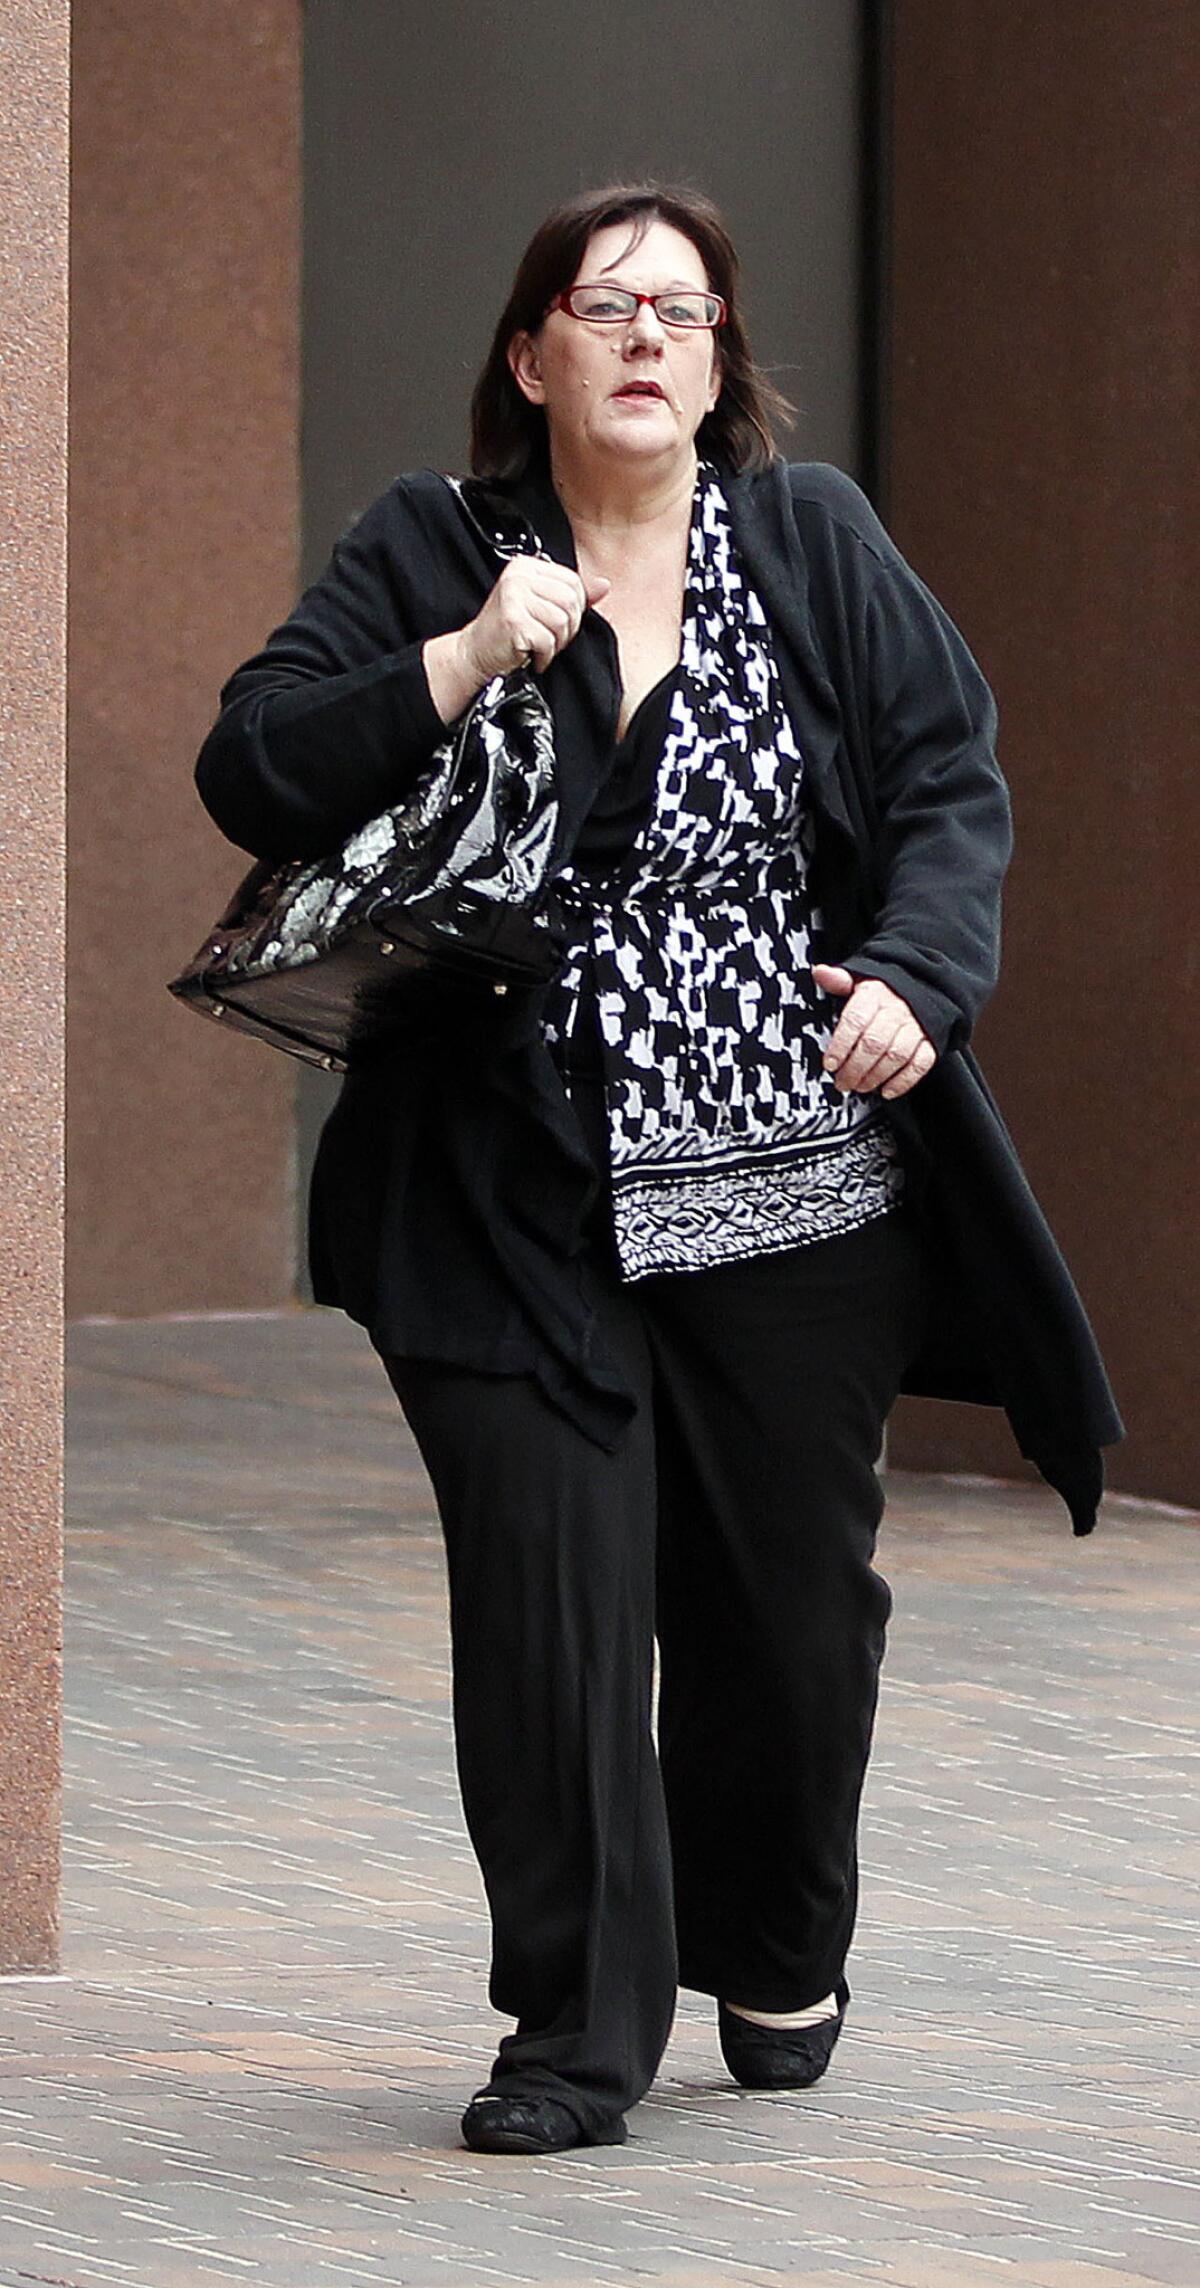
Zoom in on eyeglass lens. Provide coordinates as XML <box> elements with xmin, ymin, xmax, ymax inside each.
<box><xmin>566</xmin><ymin>286</ymin><xmax>721</xmax><ymax>327</ymax></box>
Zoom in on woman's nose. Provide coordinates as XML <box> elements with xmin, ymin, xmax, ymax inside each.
<box><xmin>626</xmin><ymin>301</ymin><xmax>667</xmax><ymax>346</ymax></box>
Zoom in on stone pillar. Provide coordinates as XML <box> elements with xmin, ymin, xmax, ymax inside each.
<box><xmin>0</xmin><ymin>0</ymin><xmax>69</xmax><ymax>1971</ymax></box>
<box><xmin>67</xmin><ymin>0</ymin><xmax>301</xmax><ymax>1318</ymax></box>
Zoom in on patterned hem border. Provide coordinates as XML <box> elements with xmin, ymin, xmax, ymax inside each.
<box><xmin>607</xmin><ymin>1103</ymin><xmax>901</xmax><ymax>1179</ymax></box>
<box><xmin>613</xmin><ymin>1187</ymin><xmax>906</xmax><ymax>1284</ymax></box>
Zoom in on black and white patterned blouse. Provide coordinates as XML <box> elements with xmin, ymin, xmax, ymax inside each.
<box><xmin>539</xmin><ymin>457</ymin><xmax>905</xmax><ymax>1282</ymax></box>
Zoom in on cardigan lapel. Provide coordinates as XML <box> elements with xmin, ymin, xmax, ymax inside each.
<box><xmin>505</xmin><ymin>459</ymin><xmax>623</xmax><ymax>862</ymax></box>
<box><xmin>719</xmin><ymin>457</ymin><xmax>862</xmax><ymax>852</ymax></box>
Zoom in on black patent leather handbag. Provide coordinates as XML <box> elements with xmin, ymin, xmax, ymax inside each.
<box><xmin>167</xmin><ymin>476</ymin><xmax>568</xmax><ymax>1072</ymax></box>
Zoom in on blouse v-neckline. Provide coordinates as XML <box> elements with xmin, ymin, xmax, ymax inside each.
<box><xmin>506</xmin><ymin>455</ymin><xmax>689</xmax><ymax>748</ymax></box>
<box><xmin>615</xmin><ymin>659</ymin><xmax>680</xmax><ymax>749</ymax></box>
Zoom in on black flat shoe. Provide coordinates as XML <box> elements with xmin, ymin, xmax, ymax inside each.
<box><xmin>460</xmin><ymin>2092</ymin><xmax>629</xmax><ymax>2154</ymax></box>
<box><xmin>717</xmin><ymin>1974</ymin><xmax>851</xmax><ymax>2090</ymax></box>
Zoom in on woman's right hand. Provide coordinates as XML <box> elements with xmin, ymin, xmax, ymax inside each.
<box><xmin>423</xmin><ymin>560</ymin><xmax>611</xmax><ymax>725</ymax></box>
<box><xmin>465</xmin><ymin>557</ymin><xmax>612</xmax><ymax>678</ymax></box>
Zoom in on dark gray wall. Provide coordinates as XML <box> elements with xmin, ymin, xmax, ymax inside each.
<box><xmin>298</xmin><ymin>0</ymin><xmax>866</xmax><ymax>1284</ymax></box>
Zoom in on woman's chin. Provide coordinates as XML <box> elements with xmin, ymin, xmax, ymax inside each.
<box><xmin>593</xmin><ymin>416</ymin><xmax>688</xmax><ymax>463</ymax></box>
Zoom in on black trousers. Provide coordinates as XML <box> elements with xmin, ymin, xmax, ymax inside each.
<box><xmin>379</xmin><ymin>1071</ymin><xmax>934</xmax><ymax>2141</ymax></box>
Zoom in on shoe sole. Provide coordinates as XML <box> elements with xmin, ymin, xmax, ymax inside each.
<box><xmin>722</xmin><ymin>2048</ymin><xmax>840</xmax><ymax>2090</ymax></box>
<box><xmin>461</xmin><ymin>2107</ymin><xmax>628</xmax><ymax>2154</ymax></box>
<box><xmin>462</xmin><ymin>2122</ymin><xmax>574</xmax><ymax>2153</ymax></box>
<box><xmin>718</xmin><ymin>1981</ymin><xmax>850</xmax><ymax>2090</ymax></box>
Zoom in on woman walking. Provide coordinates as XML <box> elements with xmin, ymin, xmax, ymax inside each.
<box><xmin>194</xmin><ymin>183</ymin><xmax>1121</xmax><ymax>2155</ymax></box>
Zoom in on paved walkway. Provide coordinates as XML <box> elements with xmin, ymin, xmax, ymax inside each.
<box><xmin>0</xmin><ymin>1308</ymin><xmax>1196</xmax><ymax>2287</ymax></box>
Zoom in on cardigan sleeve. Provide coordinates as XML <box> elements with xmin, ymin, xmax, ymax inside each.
<box><xmin>193</xmin><ymin>479</ymin><xmax>452</xmax><ymax>863</ymax></box>
<box><xmin>844</xmin><ymin>549</ymin><xmax>1014</xmax><ymax>1057</ymax></box>
<box><xmin>791</xmin><ymin>465</ymin><xmax>1014</xmax><ymax>1060</ymax></box>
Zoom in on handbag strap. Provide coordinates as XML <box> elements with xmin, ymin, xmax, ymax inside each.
<box><xmin>441</xmin><ymin>473</ymin><xmax>548</xmax><ymax>564</ymax></box>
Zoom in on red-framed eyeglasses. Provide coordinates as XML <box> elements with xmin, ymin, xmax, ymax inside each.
<box><xmin>546</xmin><ymin>285</ymin><xmax>727</xmax><ymax>331</ymax></box>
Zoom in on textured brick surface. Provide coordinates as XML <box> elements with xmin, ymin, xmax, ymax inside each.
<box><xmin>0</xmin><ymin>1308</ymin><xmax>1194</xmax><ymax>2285</ymax></box>
<box><xmin>0</xmin><ymin>0</ymin><xmax>68</xmax><ymax>1979</ymax></box>
<box><xmin>68</xmin><ymin>0</ymin><xmax>299</xmax><ymax>1318</ymax></box>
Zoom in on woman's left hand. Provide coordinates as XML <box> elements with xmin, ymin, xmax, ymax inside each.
<box><xmin>811</xmin><ymin>964</ymin><xmax>938</xmax><ymax>1100</ymax></box>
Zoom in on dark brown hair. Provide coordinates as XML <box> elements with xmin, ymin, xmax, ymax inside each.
<box><xmin>469</xmin><ymin>181</ymin><xmax>796</xmax><ymax>479</ymax></box>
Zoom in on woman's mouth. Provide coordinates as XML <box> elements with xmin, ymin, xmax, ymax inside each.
<box><xmin>613</xmin><ymin>380</ymin><xmax>666</xmax><ymax>401</ymax></box>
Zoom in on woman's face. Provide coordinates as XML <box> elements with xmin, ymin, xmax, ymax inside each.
<box><xmin>508</xmin><ymin>217</ymin><xmax>723</xmax><ymax>477</ymax></box>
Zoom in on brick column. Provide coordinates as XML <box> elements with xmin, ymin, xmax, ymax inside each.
<box><xmin>68</xmin><ymin>1</ymin><xmax>301</xmax><ymax>1318</ymax></box>
<box><xmin>0</xmin><ymin>0</ymin><xmax>69</xmax><ymax>1970</ymax></box>
<box><xmin>884</xmin><ymin>3</ymin><xmax>1199</xmax><ymax>1506</ymax></box>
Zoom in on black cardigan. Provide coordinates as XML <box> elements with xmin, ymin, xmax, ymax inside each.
<box><xmin>194</xmin><ymin>450</ymin><xmax>1124</xmax><ymax>1534</ymax></box>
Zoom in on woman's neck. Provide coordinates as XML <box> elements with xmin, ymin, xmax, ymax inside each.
<box><xmin>548</xmin><ymin>442</ymin><xmax>698</xmax><ymax>545</ymax></box>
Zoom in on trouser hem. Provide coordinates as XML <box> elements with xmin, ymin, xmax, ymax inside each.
<box><xmin>677</xmin><ymin>1954</ymin><xmax>851</xmax><ymax>2012</ymax></box>
<box><xmin>478</xmin><ymin>2064</ymin><xmax>630</xmax><ymax>2142</ymax></box>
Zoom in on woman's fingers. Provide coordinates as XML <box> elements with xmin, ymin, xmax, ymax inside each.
<box><xmin>496</xmin><ymin>561</ymin><xmax>592</xmax><ymax>671</ymax></box>
<box><xmin>820</xmin><ymin>975</ymin><xmax>937</xmax><ymax>1096</ymax></box>
<box><xmin>839</xmin><ymin>1015</ymin><xmax>922</xmax><ymax>1092</ymax></box>
<box><xmin>466</xmin><ymin>560</ymin><xmax>611</xmax><ymax>679</ymax></box>
<box><xmin>831</xmin><ymin>1022</ymin><xmax>908</xmax><ymax>1093</ymax></box>
<box><xmin>879</xmin><ymin>1040</ymin><xmax>938</xmax><ymax>1099</ymax></box>
<box><xmin>822</xmin><ymin>981</ymin><xmax>898</xmax><ymax>1086</ymax></box>
<box><xmin>513</xmin><ymin>590</ymin><xmax>574</xmax><ymax>670</ymax></box>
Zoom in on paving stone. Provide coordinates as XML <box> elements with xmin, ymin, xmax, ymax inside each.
<box><xmin>0</xmin><ymin>1312</ymin><xmax>1194</xmax><ymax>2288</ymax></box>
